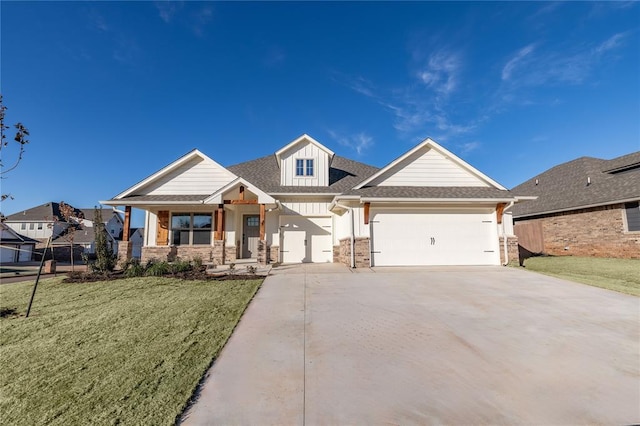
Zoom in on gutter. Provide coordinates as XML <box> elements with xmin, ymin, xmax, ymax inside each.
<box><xmin>359</xmin><ymin>197</ymin><xmax>520</xmax><ymax>203</ymax></box>
<box><xmin>334</xmin><ymin>202</ymin><xmax>355</xmax><ymax>268</ymax></box>
<box><xmin>501</xmin><ymin>201</ymin><xmax>515</xmax><ymax>266</ymax></box>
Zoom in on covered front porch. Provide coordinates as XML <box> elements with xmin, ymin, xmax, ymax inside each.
<box><xmin>109</xmin><ymin>179</ymin><xmax>280</xmax><ymax>266</ymax></box>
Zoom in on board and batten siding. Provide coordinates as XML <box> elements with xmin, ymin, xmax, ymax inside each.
<box><xmin>371</xmin><ymin>148</ymin><xmax>489</xmax><ymax>187</ymax></box>
<box><xmin>144</xmin><ymin>157</ymin><xmax>236</xmax><ymax>195</ymax></box>
<box><xmin>279</xmin><ymin>199</ymin><xmax>332</xmax><ymax>215</ymax></box>
<box><xmin>280</xmin><ymin>141</ymin><xmax>329</xmax><ymax>186</ymax></box>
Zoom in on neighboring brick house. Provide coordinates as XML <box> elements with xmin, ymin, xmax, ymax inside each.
<box><xmin>511</xmin><ymin>151</ymin><xmax>640</xmax><ymax>259</ymax></box>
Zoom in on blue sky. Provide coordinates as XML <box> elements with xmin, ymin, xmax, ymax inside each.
<box><xmin>1</xmin><ymin>1</ymin><xmax>638</xmax><ymax>226</ymax></box>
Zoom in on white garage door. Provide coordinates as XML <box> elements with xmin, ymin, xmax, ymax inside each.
<box><xmin>280</xmin><ymin>216</ymin><xmax>333</xmax><ymax>263</ymax></box>
<box><xmin>1</xmin><ymin>246</ymin><xmax>16</xmax><ymax>263</ymax></box>
<box><xmin>370</xmin><ymin>209</ymin><xmax>499</xmax><ymax>266</ymax></box>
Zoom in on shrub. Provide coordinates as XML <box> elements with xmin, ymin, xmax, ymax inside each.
<box><xmin>145</xmin><ymin>261</ymin><xmax>169</xmax><ymax>277</ymax></box>
<box><xmin>191</xmin><ymin>255</ymin><xmax>203</xmax><ymax>269</ymax></box>
<box><xmin>123</xmin><ymin>259</ymin><xmax>145</xmax><ymax>278</ymax></box>
<box><xmin>246</xmin><ymin>265</ymin><xmax>257</xmax><ymax>275</ymax></box>
<box><xmin>168</xmin><ymin>260</ymin><xmax>192</xmax><ymax>275</ymax></box>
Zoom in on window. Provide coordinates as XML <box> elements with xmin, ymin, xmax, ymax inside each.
<box><xmin>625</xmin><ymin>202</ymin><xmax>640</xmax><ymax>232</ymax></box>
<box><xmin>37</xmin><ymin>223</ymin><xmax>43</xmax><ymax>230</ymax></box>
<box><xmin>21</xmin><ymin>223</ymin><xmax>26</xmax><ymax>230</ymax></box>
<box><xmin>246</xmin><ymin>216</ymin><xmax>259</xmax><ymax>227</ymax></box>
<box><xmin>295</xmin><ymin>158</ymin><xmax>314</xmax><ymax>176</ymax></box>
<box><xmin>171</xmin><ymin>213</ymin><xmax>212</xmax><ymax>245</ymax></box>
<box><xmin>29</xmin><ymin>223</ymin><xmax>35</xmax><ymax>230</ymax></box>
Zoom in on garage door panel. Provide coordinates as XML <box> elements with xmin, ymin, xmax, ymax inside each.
<box><xmin>281</xmin><ymin>216</ymin><xmax>332</xmax><ymax>264</ymax></box>
<box><xmin>371</xmin><ymin>210</ymin><xmax>499</xmax><ymax>266</ymax></box>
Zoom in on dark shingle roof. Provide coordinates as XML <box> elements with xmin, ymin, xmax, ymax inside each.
<box><xmin>80</xmin><ymin>208</ymin><xmax>121</xmax><ymax>223</ymax></box>
<box><xmin>511</xmin><ymin>152</ymin><xmax>640</xmax><ymax>218</ymax></box>
<box><xmin>344</xmin><ymin>186</ymin><xmax>515</xmax><ymax>199</ymax></box>
<box><xmin>5</xmin><ymin>202</ymin><xmax>81</xmax><ymax>222</ymax></box>
<box><xmin>227</xmin><ymin>155</ymin><xmax>379</xmax><ymax>193</ymax></box>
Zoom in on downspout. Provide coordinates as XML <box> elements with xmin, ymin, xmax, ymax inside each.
<box><xmin>501</xmin><ymin>201</ymin><xmax>515</xmax><ymax>266</ymax></box>
<box><xmin>334</xmin><ymin>202</ymin><xmax>355</xmax><ymax>268</ymax></box>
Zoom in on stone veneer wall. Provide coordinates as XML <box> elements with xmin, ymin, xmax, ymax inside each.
<box><xmin>224</xmin><ymin>245</ymin><xmax>237</xmax><ymax>264</ymax></box>
<box><xmin>515</xmin><ymin>204</ymin><xmax>640</xmax><ymax>259</ymax></box>
<box><xmin>268</xmin><ymin>245</ymin><xmax>279</xmax><ymax>263</ymax></box>
<box><xmin>117</xmin><ymin>241</ymin><xmax>133</xmax><ymax>264</ymax></box>
<box><xmin>141</xmin><ymin>246</ymin><xmax>215</xmax><ymax>263</ymax></box>
<box><xmin>257</xmin><ymin>240</ymin><xmax>267</xmax><ymax>265</ymax></box>
<box><xmin>498</xmin><ymin>236</ymin><xmax>519</xmax><ymax>265</ymax></box>
<box><xmin>337</xmin><ymin>237</ymin><xmax>370</xmax><ymax>268</ymax></box>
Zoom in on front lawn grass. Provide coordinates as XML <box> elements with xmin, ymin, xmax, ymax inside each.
<box><xmin>0</xmin><ymin>276</ymin><xmax>262</xmax><ymax>425</ymax></box>
<box><xmin>519</xmin><ymin>256</ymin><xmax>639</xmax><ymax>296</ymax></box>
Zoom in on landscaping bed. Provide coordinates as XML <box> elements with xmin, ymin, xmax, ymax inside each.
<box><xmin>0</xmin><ymin>275</ymin><xmax>263</xmax><ymax>425</ymax></box>
<box><xmin>517</xmin><ymin>256</ymin><xmax>640</xmax><ymax>296</ymax></box>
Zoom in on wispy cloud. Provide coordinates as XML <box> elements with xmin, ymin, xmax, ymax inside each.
<box><xmin>459</xmin><ymin>141</ymin><xmax>481</xmax><ymax>154</ymax></box>
<box><xmin>155</xmin><ymin>2</ymin><xmax>212</xmax><ymax>37</ymax></box>
<box><xmin>327</xmin><ymin>130</ymin><xmax>374</xmax><ymax>156</ymax></box>
<box><xmin>500</xmin><ymin>32</ymin><xmax>628</xmax><ymax>88</ymax></box>
<box><xmin>155</xmin><ymin>1</ymin><xmax>183</xmax><ymax>24</ymax></box>
<box><xmin>501</xmin><ymin>44</ymin><xmax>536</xmax><ymax>81</ymax></box>
<box><xmin>417</xmin><ymin>49</ymin><xmax>461</xmax><ymax>97</ymax></box>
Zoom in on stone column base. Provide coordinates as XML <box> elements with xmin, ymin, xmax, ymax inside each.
<box><xmin>257</xmin><ymin>240</ymin><xmax>268</xmax><ymax>265</ymax></box>
<box><xmin>499</xmin><ymin>236</ymin><xmax>519</xmax><ymax>265</ymax></box>
<box><xmin>117</xmin><ymin>241</ymin><xmax>133</xmax><ymax>264</ymax></box>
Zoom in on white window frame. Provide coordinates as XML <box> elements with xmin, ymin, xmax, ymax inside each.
<box><xmin>295</xmin><ymin>158</ymin><xmax>314</xmax><ymax>177</ymax></box>
<box><xmin>170</xmin><ymin>213</ymin><xmax>213</xmax><ymax>246</ymax></box>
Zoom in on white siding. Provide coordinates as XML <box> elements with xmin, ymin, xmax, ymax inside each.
<box><xmin>280</xmin><ymin>141</ymin><xmax>329</xmax><ymax>186</ymax></box>
<box><xmin>146</xmin><ymin>211</ymin><xmax>157</xmax><ymax>246</ymax></box>
<box><xmin>279</xmin><ymin>198</ymin><xmax>331</xmax><ymax>215</ymax></box>
<box><xmin>144</xmin><ymin>157</ymin><xmax>236</xmax><ymax>195</ymax></box>
<box><xmin>6</xmin><ymin>222</ymin><xmax>54</xmax><ymax>239</ymax></box>
<box><xmin>501</xmin><ymin>212</ymin><xmax>514</xmax><ymax>236</ymax></box>
<box><xmin>266</xmin><ymin>210</ymin><xmax>279</xmax><ymax>246</ymax></box>
<box><xmin>333</xmin><ymin>211</ymin><xmax>351</xmax><ymax>245</ymax></box>
<box><xmin>371</xmin><ymin>147</ymin><xmax>489</xmax><ymax>187</ymax></box>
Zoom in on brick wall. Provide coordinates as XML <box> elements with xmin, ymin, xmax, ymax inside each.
<box><xmin>257</xmin><ymin>240</ymin><xmax>267</xmax><ymax>265</ymax></box>
<box><xmin>337</xmin><ymin>237</ymin><xmax>370</xmax><ymax>268</ymax></box>
<box><xmin>224</xmin><ymin>245</ymin><xmax>237</xmax><ymax>263</ymax></box>
<box><xmin>498</xmin><ymin>236</ymin><xmax>519</xmax><ymax>265</ymax></box>
<box><xmin>117</xmin><ymin>241</ymin><xmax>133</xmax><ymax>264</ymax></box>
<box><xmin>515</xmin><ymin>204</ymin><xmax>640</xmax><ymax>259</ymax></box>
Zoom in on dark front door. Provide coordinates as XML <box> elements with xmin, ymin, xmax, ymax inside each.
<box><xmin>242</xmin><ymin>215</ymin><xmax>260</xmax><ymax>258</ymax></box>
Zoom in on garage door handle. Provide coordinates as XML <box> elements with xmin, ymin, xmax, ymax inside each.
<box><xmin>304</xmin><ymin>239</ymin><xmax>307</xmax><ymax>246</ymax></box>
<box><xmin>430</xmin><ymin>237</ymin><xmax>436</xmax><ymax>245</ymax></box>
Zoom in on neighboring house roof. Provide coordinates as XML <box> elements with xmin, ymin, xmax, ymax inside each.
<box><xmin>53</xmin><ymin>225</ymin><xmax>116</xmax><ymax>245</ymax></box>
<box><xmin>0</xmin><ymin>223</ymin><xmax>38</xmax><ymax>244</ymax></box>
<box><xmin>511</xmin><ymin>152</ymin><xmax>640</xmax><ymax>218</ymax></box>
<box><xmin>4</xmin><ymin>202</ymin><xmax>81</xmax><ymax>222</ymax></box>
<box><xmin>81</xmin><ymin>208</ymin><xmax>122</xmax><ymax>224</ymax></box>
<box><xmin>227</xmin><ymin>154</ymin><xmax>379</xmax><ymax>194</ymax></box>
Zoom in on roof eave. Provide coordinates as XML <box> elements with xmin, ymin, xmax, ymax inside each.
<box><xmin>513</xmin><ymin>197</ymin><xmax>640</xmax><ymax>219</ymax></box>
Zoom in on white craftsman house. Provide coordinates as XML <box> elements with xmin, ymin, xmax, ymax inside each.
<box><xmin>103</xmin><ymin>135</ymin><xmax>527</xmax><ymax>266</ymax></box>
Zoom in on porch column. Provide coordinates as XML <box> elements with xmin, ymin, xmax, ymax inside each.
<box><xmin>213</xmin><ymin>204</ymin><xmax>225</xmax><ymax>265</ymax></box>
<box><xmin>215</xmin><ymin>204</ymin><xmax>224</xmax><ymax>240</ymax></box>
<box><xmin>257</xmin><ymin>203</ymin><xmax>267</xmax><ymax>265</ymax></box>
<box><xmin>117</xmin><ymin>205</ymin><xmax>133</xmax><ymax>264</ymax></box>
<box><xmin>122</xmin><ymin>205</ymin><xmax>131</xmax><ymax>242</ymax></box>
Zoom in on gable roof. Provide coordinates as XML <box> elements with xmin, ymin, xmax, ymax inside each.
<box><xmin>354</xmin><ymin>138</ymin><xmax>507</xmax><ymax>190</ymax></box>
<box><xmin>511</xmin><ymin>151</ymin><xmax>640</xmax><ymax>218</ymax></box>
<box><xmin>4</xmin><ymin>202</ymin><xmax>81</xmax><ymax>222</ymax></box>
<box><xmin>113</xmin><ymin>149</ymin><xmax>236</xmax><ymax>199</ymax></box>
<box><xmin>342</xmin><ymin>186</ymin><xmax>517</xmax><ymax>201</ymax></box>
<box><xmin>227</xmin><ymin>154</ymin><xmax>379</xmax><ymax>194</ymax></box>
<box><xmin>274</xmin><ymin>134</ymin><xmax>335</xmax><ymax>165</ymax></box>
<box><xmin>203</xmin><ymin>177</ymin><xmax>276</xmax><ymax>204</ymax></box>
<box><xmin>80</xmin><ymin>208</ymin><xmax>122</xmax><ymax>224</ymax></box>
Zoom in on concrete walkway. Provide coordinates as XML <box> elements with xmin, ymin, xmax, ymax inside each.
<box><xmin>181</xmin><ymin>264</ymin><xmax>640</xmax><ymax>425</ymax></box>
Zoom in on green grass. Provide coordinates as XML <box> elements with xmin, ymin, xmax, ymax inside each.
<box><xmin>0</xmin><ymin>276</ymin><xmax>262</xmax><ymax>425</ymax></box>
<box><xmin>519</xmin><ymin>256</ymin><xmax>640</xmax><ymax>296</ymax></box>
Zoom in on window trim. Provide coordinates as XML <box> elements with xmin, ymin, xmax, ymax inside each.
<box><xmin>170</xmin><ymin>212</ymin><xmax>213</xmax><ymax>246</ymax></box>
<box><xmin>623</xmin><ymin>201</ymin><xmax>640</xmax><ymax>233</ymax></box>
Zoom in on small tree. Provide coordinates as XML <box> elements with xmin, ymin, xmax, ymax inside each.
<box><xmin>58</xmin><ymin>201</ymin><xmax>82</xmax><ymax>271</ymax></box>
<box><xmin>0</xmin><ymin>94</ymin><xmax>30</xmax><ymax>202</ymax></box>
<box><xmin>90</xmin><ymin>207</ymin><xmax>116</xmax><ymax>273</ymax></box>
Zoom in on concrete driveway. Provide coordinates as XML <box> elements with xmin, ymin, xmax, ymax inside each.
<box><xmin>181</xmin><ymin>264</ymin><xmax>639</xmax><ymax>425</ymax></box>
